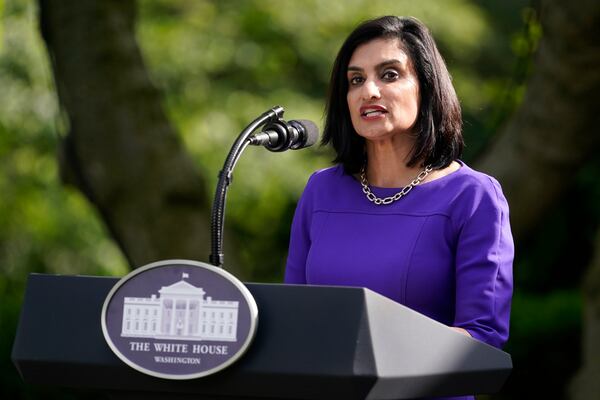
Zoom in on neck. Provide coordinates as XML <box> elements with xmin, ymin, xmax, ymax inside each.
<box><xmin>365</xmin><ymin>137</ymin><xmax>423</xmax><ymax>187</ymax></box>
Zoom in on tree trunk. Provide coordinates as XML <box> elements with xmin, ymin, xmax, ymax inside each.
<box><xmin>475</xmin><ymin>0</ymin><xmax>600</xmax><ymax>241</ymax></box>
<box><xmin>39</xmin><ymin>0</ymin><xmax>212</xmax><ymax>268</ymax></box>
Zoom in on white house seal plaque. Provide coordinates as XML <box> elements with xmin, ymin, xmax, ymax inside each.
<box><xmin>101</xmin><ymin>259</ymin><xmax>258</xmax><ymax>380</ymax></box>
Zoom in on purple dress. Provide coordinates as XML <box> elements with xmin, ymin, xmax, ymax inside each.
<box><xmin>284</xmin><ymin>161</ymin><xmax>513</xmax><ymax>399</ymax></box>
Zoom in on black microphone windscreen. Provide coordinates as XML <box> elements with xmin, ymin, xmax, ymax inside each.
<box><xmin>295</xmin><ymin>119</ymin><xmax>319</xmax><ymax>148</ymax></box>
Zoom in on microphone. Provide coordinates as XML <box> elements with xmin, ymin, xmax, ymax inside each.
<box><xmin>248</xmin><ymin>119</ymin><xmax>319</xmax><ymax>152</ymax></box>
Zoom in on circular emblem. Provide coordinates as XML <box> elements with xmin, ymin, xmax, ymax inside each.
<box><xmin>101</xmin><ymin>259</ymin><xmax>258</xmax><ymax>380</ymax></box>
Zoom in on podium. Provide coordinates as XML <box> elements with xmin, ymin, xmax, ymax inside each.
<box><xmin>12</xmin><ymin>273</ymin><xmax>511</xmax><ymax>399</ymax></box>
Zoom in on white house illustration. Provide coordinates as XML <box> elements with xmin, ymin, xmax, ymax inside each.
<box><xmin>120</xmin><ymin>273</ymin><xmax>239</xmax><ymax>341</ymax></box>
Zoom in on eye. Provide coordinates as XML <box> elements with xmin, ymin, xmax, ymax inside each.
<box><xmin>349</xmin><ymin>75</ymin><xmax>364</xmax><ymax>86</ymax></box>
<box><xmin>381</xmin><ymin>69</ymin><xmax>399</xmax><ymax>81</ymax></box>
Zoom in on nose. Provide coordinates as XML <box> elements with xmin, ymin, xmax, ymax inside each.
<box><xmin>361</xmin><ymin>79</ymin><xmax>381</xmax><ymax>100</ymax></box>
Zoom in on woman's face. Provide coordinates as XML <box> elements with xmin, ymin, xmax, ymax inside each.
<box><xmin>346</xmin><ymin>38</ymin><xmax>420</xmax><ymax>142</ymax></box>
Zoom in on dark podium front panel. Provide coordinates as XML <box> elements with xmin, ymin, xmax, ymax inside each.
<box><xmin>12</xmin><ymin>274</ymin><xmax>511</xmax><ymax>399</ymax></box>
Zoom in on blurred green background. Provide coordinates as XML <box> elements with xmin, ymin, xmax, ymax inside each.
<box><xmin>1</xmin><ymin>0</ymin><xmax>597</xmax><ymax>399</ymax></box>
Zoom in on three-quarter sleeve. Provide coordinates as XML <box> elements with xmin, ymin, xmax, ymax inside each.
<box><xmin>453</xmin><ymin>177</ymin><xmax>514</xmax><ymax>348</ymax></box>
<box><xmin>284</xmin><ymin>174</ymin><xmax>315</xmax><ymax>284</ymax></box>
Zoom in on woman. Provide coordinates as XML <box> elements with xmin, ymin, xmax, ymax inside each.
<box><xmin>285</xmin><ymin>15</ymin><xmax>513</xmax><ymax>360</ymax></box>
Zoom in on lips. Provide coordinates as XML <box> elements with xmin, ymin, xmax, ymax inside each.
<box><xmin>360</xmin><ymin>104</ymin><xmax>388</xmax><ymax>118</ymax></box>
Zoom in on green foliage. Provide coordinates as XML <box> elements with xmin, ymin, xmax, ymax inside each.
<box><xmin>504</xmin><ymin>290</ymin><xmax>582</xmax><ymax>399</ymax></box>
<box><xmin>0</xmin><ymin>1</ymin><xmax>129</xmax><ymax>276</ymax></box>
<box><xmin>0</xmin><ymin>2</ymin><xmax>127</xmax><ymax>398</ymax></box>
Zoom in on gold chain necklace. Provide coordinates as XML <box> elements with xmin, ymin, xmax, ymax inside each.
<box><xmin>359</xmin><ymin>165</ymin><xmax>433</xmax><ymax>205</ymax></box>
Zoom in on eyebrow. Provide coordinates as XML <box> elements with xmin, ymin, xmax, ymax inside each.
<box><xmin>347</xmin><ymin>59</ymin><xmax>403</xmax><ymax>72</ymax></box>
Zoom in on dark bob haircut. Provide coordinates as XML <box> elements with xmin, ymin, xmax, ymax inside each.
<box><xmin>322</xmin><ymin>16</ymin><xmax>463</xmax><ymax>173</ymax></box>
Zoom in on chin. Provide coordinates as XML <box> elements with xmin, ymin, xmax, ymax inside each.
<box><xmin>356</xmin><ymin>128</ymin><xmax>395</xmax><ymax>141</ymax></box>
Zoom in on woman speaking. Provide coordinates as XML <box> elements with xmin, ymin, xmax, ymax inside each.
<box><xmin>284</xmin><ymin>16</ymin><xmax>514</xmax><ymax>398</ymax></box>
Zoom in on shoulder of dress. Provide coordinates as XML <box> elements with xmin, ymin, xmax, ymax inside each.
<box><xmin>453</xmin><ymin>163</ymin><xmax>503</xmax><ymax>196</ymax></box>
<box><xmin>306</xmin><ymin>164</ymin><xmax>345</xmax><ymax>187</ymax></box>
<box><xmin>300</xmin><ymin>164</ymin><xmax>357</xmax><ymax>209</ymax></box>
<box><xmin>441</xmin><ymin>165</ymin><xmax>510</xmax><ymax>221</ymax></box>
<box><xmin>410</xmin><ymin>163</ymin><xmax>509</xmax><ymax>232</ymax></box>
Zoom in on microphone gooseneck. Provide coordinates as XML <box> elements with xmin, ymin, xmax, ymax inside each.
<box><xmin>209</xmin><ymin>107</ymin><xmax>319</xmax><ymax>268</ymax></box>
